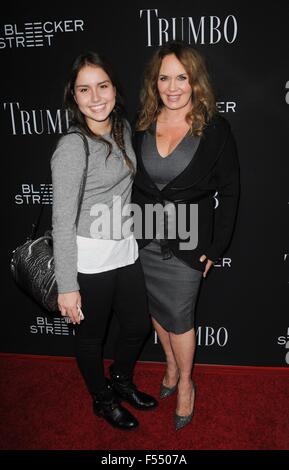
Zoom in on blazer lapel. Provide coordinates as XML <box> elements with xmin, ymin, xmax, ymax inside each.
<box><xmin>163</xmin><ymin>117</ymin><xmax>229</xmax><ymax>193</ymax></box>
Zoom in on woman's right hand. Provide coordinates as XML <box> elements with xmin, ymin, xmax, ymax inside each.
<box><xmin>58</xmin><ymin>291</ymin><xmax>82</xmax><ymax>324</ymax></box>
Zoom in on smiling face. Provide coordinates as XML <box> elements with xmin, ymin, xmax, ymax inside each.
<box><xmin>73</xmin><ymin>64</ymin><xmax>116</xmax><ymax>133</ymax></box>
<box><xmin>157</xmin><ymin>53</ymin><xmax>193</xmax><ymax>112</ymax></box>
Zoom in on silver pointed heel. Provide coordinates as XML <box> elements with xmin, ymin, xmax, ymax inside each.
<box><xmin>160</xmin><ymin>382</ymin><xmax>178</xmax><ymax>399</ymax></box>
<box><xmin>174</xmin><ymin>381</ymin><xmax>196</xmax><ymax>431</ymax></box>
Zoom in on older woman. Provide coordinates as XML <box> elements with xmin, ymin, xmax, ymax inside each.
<box><xmin>132</xmin><ymin>41</ymin><xmax>240</xmax><ymax>430</ymax></box>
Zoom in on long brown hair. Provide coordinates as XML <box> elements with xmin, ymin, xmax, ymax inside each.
<box><xmin>136</xmin><ymin>41</ymin><xmax>216</xmax><ymax>136</ymax></box>
<box><xmin>64</xmin><ymin>51</ymin><xmax>134</xmax><ymax>172</ymax></box>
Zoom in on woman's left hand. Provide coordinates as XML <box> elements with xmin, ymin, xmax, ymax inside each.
<box><xmin>199</xmin><ymin>255</ymin><xmax>214</xmax><ymax>278</ymax></box>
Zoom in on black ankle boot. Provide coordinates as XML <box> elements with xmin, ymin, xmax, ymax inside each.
<box><xmin>92</xmin><ymin>381</ymin><xmax>138</xmax><ymax>430</ymax></box>
<box><xmin>109</xmin><ymin>365</ymin><xmax>158</xmax><ymax>410</ymax></box>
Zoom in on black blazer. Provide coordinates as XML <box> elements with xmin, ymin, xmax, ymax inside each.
<box><xmin>132</xmin><ymin>114</ymin><xmax>240</xmax><ymax>272</ymax></box>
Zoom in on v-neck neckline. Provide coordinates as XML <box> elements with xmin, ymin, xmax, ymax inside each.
<box><xmin>154</xmin><ymin>121</ymin><xmax>190</xmax><ymax>159</ymax></box>
<box><xmin>139</xmin><ymin>128</ymin><xmax>204</xmax><ymax>194</ymax></box>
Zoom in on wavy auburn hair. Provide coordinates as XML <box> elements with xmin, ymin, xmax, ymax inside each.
<box><xmin>136</xmin><ymin>41</ymin><xmax>216</xmax><ymax>136</ymax></box>
<box><xmin>64</xmin><ymin>51</ymin><xmax>134</xmax><ymax>172</ymax></box>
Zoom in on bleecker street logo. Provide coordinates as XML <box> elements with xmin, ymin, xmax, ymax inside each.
<box><xmin>15</xmin><ymin>184</ymin><xmax>53</xmax><ymax>205</ymax></box>
<box><xmin>0</xmin><ymin>20</ymin><xmax>84</xmax><ymax>49</ymax></box>
<box><xmin>30</xmin><ymin>316</ymin><xmax>75</xmax><ymax>336</ymax></box>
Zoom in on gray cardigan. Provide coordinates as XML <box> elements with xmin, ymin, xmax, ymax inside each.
<box><xmin>51</xmin><ymin>123</ymin><xmax>136</xmax><ymax>293</ymax></box>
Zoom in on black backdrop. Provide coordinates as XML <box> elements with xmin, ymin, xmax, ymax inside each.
<box><xmin>2</xmin><ymin>1</ymin><xmax>289</xmax><ymax>366</ymax></box>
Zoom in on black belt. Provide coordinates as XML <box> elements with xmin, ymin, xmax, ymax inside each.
<box><xmin>159</xmin><ymin>210</ymin><xmax>172</xmax><ymax>260</ymax></box>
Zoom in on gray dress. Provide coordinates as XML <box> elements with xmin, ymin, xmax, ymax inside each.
<box><xmin>139</xmin><ymin>128</ymin><xmax>202</xmax><ymax>334</ymax></box>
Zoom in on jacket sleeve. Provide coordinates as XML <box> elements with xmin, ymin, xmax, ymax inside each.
<box><xmin>205</xmin><ymin>127</ymin><xmax>240</xmax><ymax>262</ymax></box>
<box><xmin>51</xmin><ymin>134</ymin><xmax>86</xmax><ymax>294</ymax></box>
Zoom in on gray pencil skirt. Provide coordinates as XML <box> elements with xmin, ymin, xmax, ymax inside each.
<box><xmin>139</xmin><ymin>239</ymin><xmax>202</xmax><ymax>334</ymax></box>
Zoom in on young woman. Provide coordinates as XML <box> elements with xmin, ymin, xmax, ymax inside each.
<box><xmin>132</xmin><ymin>41</ymin><xmax>240</xmax><ymax>430</ymax></box>
<box><xmin>51</xmin><ymin>51</ymin><xmax>157</xmax><ymax>430</ymax></box>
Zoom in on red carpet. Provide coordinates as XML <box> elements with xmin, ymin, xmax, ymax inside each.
<box><xmin>0</xmin><ymin>353</ymin><xmax>288</xmax><ymax>450</ymax></box>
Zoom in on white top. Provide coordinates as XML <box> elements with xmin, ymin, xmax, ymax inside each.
<box><xmin>76</xmin><ymin>234</ymin><xmax>139</xmax><ymax>274</ymax></box>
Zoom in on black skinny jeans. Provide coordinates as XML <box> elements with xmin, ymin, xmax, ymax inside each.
<box><xmin>74</xmin><ymin>258</ymin><xmax>151</xmax><ymax>395</ymax></box>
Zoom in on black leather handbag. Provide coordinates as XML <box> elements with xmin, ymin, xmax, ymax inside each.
<box><xmin>10</xmin><ymin>131</ymin><xmax>89</xmax><ymax>312</ymax></box>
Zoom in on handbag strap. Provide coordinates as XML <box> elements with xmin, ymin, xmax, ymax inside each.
<box><xmin>29</xmin><ymin>131</ymin><xmax>90</xmax><ymax>240</ymax></box>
